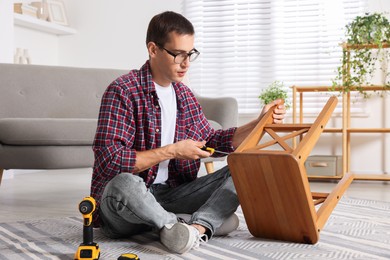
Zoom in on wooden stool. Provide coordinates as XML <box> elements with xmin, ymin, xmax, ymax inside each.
<box><xmin>228</xmin><ymin>96</ymin><xmax>354</xmax><ymax>244</ymax></box>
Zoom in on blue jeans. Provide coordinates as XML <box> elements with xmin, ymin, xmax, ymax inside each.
<box><xmin>99</xmin><ymin>166</ymin><xmax>239</xmax><ymax>238</ymax></box>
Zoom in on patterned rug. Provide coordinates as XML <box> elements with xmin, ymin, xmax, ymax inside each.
<box><xmin>0</xmin><ymin>197</ymin><xmax>389</xmax><ymax>260</ymax></box>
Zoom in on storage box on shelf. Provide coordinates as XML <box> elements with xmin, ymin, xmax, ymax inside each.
<box><xmin>305</xmin><ymin>155</ymin><xmax>342</xmax><ymax>177</ymax></box>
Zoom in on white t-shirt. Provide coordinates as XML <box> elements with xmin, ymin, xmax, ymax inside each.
<box><xmin>153</xmin><ymin>82</ymin><xmax>177</xmax><ymax>184</ymax></box>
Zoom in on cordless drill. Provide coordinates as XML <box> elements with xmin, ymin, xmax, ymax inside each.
<box><xmin>74</xmin><ymin>196</ymin><xmax>101</xmax><ymax>260</ymax></box>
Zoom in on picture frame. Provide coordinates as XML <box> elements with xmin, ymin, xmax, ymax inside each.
<box><xmin>47</xmin><ymin>0</ymin><xmax>68</xmax><ymax>26</ymax></box>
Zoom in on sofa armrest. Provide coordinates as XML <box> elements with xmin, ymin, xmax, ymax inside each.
<box><xmin>196</xmin><ymin>96</ymin><xmax>238</xmax><ymax>129</ymax></box>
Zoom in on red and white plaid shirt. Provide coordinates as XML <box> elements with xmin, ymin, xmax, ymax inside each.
<box><xmin>90</xmin><ymin>61</ymin><xmax>236</xmax><ymax>226</ymax></box>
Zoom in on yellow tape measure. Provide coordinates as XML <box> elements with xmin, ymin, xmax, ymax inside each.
<box><xmin>117</xmin><ymin>253</ymin><xmax>139</xmax><ymax>260</ymax></box>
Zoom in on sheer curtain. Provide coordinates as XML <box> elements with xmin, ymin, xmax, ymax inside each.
<box><xmin>183</xmin><ymin>0</ymin><xmax>368</xmax><ymax>115</ymax></box>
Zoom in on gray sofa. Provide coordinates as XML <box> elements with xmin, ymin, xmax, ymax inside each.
<box><xmin>0</xmin><ymin>63</ymin><xmax>238</xmax><ymax>183</ymax></box>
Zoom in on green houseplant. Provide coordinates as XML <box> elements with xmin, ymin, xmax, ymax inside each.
<box><xmin>332</xmin><ymin>12</ymin><xmax>390</xmax><ymax>97</ymax></box>
<box><xmin>258</xmin><ymin>81</ymin><xmax>290</xmax><ymax>109</ymax></box>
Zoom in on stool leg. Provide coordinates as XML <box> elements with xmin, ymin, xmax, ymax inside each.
<box><xmin>0</xmin><ymin>168</ymin><xmax>4</xmax><ymax>186</ymax></box>
<box><xmin>204</xmin><ymin>162</ymin><xmax>215</xmax><ymax>174</ymax></box>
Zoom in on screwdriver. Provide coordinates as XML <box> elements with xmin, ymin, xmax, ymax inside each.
<box><xmin>200</xmin><ymin>146</ymin><xmax>230</xmax><ymax>155</ymax></box>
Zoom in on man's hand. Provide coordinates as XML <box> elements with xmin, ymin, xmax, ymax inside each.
<box><xmin>258</xmin><ymin>98</ymin><xmax>286</xmax><ymax>124</ymax></box>
<box><xmin>232</xmin><ymin>99</ymin><xmax>287</xmax><ymax>149</ymax></box>
<box><xmin>170</xmin><ymin>139</ymin><xmax>211</xmax><ymax>160</ymax></box>
<box><xmin>134</xmin><ymin>139</ymin><xmax>211</xmax><ymax>173</ymax></box>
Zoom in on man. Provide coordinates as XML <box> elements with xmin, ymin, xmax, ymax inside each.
<box><xmin>91</xmin><ymin>11</ymin><xmax>286</xmax><ymax>254</ymax></box>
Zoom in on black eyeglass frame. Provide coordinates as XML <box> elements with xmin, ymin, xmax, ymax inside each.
<box><xmin>157</xmin><ymin>44</ymin><xmax>200</xmax><ymax>64</ymax></box>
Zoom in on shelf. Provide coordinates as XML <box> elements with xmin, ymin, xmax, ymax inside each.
<box><xmin>323</xmin><ymin>128</ymin><xmax>390</xmax><ymax>133</ymax></box>
<box><xmin>14</xmin><ymin>13</ymin><xmax>76</xmax><ymax>35</ymax></box>
<box><xmin>308</xmin><ymin>176</ymin><xmax>342</xmax><ymax>180</ymax></box>
<box><xmin>308</xmin><ymin>174</ymin><xmax>390</xmax><ymax>181</ymax></box>
<box><xmin>342</xmin><ymin>42</ymin><xmax>389</xmax><ymax>50</ymax></box>
<box><xmin>323</xmin><ymin>128</ymin><xmax>342</xmax><ymax>133</ymax></box>
<box><xmin>264</xmin><ymin>126</ymin><xmax>389</xmax><ymax>134</ymax></box>
<box><xmin>348</xmin><ymin>128</ymin><xmax>390</xmax><ymax>133</ymax></box>
<box><xmin>292</xmin><ymin>85</ymin><xmax>389</xmax><ymax>92</ymax></box>
<box><xmin>353</xmin><ymin>174</ymin><xmax>390</xmax><ymax>181</ymax></box>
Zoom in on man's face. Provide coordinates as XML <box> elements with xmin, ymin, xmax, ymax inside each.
<box><xmin>149</xmin><ymin>32</ymin><xmax>195</xmax><ymax>87</ymax></box>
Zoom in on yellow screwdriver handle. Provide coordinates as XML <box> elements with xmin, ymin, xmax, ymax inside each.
<box><xmin>201</xmin><ymin>146</ymin><xmax>215</xmax><ymax>155</ymax></box>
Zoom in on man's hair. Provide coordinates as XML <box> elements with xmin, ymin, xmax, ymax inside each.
<box><xmin>146</xmin><ymin>11</ymin><xmax>194</xmax><ymax>46</ymax></box>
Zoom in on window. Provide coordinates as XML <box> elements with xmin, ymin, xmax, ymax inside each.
<box><xmin>183</xmin><ymin>0</ymin><xmax>368</xmax><ymax>115</ymax></box>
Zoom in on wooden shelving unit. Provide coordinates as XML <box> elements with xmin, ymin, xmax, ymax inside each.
<box><xmin>292</xmin><ymin>85</ymin><xmax>390</xmax><ymax>181</ymax></box>
<box><xmin>292</xmin><ymin>43</ymin><xmax>389</xmax><ymax>181</ymax></box>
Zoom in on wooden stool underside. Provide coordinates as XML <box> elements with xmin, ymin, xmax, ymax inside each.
<box><xmin>227</xmin><ymin>96</ymin><xmax>354</xmax><ymax>244</ymax></box>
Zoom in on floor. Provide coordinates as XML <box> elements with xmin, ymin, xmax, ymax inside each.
<box><xmin>0</xmin><ymin>166</ymin><xmax>389</xmax><ymax>223</ymax></box>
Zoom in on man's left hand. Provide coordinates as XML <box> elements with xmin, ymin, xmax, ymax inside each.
<box><xmin>259</xmin><ymin>99</ymin><xmax>286</xmax><ymax>124</ymax></box>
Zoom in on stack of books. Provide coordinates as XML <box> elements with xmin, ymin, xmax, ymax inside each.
<box><xmin>14</xmin><ymin>3</ymin><xmax>38</xmax><ymax>18</ymax></box>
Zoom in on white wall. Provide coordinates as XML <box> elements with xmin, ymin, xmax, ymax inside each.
<box><xmin>0</xmin><ymin>0</ymin><xmax>14</xmax><ymax>63</ymax></box>
<box><xmin>0</xmin><ymin>0</ymin><xmax>14</xmax><ymax>62</ymax></box>
<box><xmin>368</xmin><ymin>0</ymin><xmax>390</xmax><ymax>14</ymax></box>
<box><xmin>60</xmin><ymin>0</ymin><xmax>182</xmax><ymax>70</ymax></box>
<box><xmin>14</xmin><ymin>26</ymin><xmax>59</xmax><ymax>65</ymax></box>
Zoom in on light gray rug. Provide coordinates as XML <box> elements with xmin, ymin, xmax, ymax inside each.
<box><xmin>0</xmin><ymin>197</ymin><xmax>389</xmax><ymax>260</ymax></box>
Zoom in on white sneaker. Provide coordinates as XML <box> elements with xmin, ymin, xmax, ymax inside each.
<box><xmin>160</xmin><ymin>222</ymin><xmax>208</xmax><ymax>254</ymax></box>
<box><xmin>176</xmin><ymin>213</ymin><xmax>239</xmax><ymax>236</ymax></box>
<box><xmin>214</xmin><ymin>213</ymin><xmax>239</xmax><ymax>236</ymax></box>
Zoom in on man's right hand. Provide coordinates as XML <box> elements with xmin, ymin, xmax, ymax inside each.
<box><xmin>169</xmin><ymin>139</ymin><xmax>211</xmax><ymax>160</ymax></box>
<box><xmin>134</xmin><ymin>139</ymin><xmax>211</xmax><ymax>173</ymax></box>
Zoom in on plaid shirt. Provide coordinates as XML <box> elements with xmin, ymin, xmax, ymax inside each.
<box><xmin>91</xmin><ymin>61</ymin><xmax>237</xmax><ymax>226</ymax></box>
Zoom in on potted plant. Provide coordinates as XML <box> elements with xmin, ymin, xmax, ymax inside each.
<box><xmin>332</xmin><ymin>12</ymin><xmax>390</xmax><ymax>97</ymax></box>
<box><xmin>258</xmin><ymin>81</ymin><xmax>290</xmax><ymax>109</ymax></box>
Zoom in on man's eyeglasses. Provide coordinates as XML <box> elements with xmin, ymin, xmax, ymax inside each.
<box><xmin>158</xmin><ymin>44</ymin><xmax>200</xmax><ymax>64</ymax></box>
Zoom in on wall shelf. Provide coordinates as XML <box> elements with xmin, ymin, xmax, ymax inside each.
<box><xmin>14</xmin><ymin>13</ymin><xmax>76</xmax><ymax>35</ymax></box>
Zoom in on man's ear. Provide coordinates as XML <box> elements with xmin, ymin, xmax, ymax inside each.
<box><xmin>147</xmin><ymin>42</ymin><xmax>158</xmax><ymax>58</ymax></box>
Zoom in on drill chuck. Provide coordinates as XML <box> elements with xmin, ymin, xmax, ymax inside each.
<box><xmin>79</xmin><ymin>200</ymin><xmax>94</xmax><ymax>215</ymax></box>
<box><xmin>79</xmin><ymin>197</ymin><xmax>95</xmax><ymax>226</ymax></box>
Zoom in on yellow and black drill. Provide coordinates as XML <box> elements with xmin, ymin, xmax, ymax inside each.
<box><xmin>74</xmin><ymin>196</ymin><xmax>101</xmax><ymax>260</ymax></box>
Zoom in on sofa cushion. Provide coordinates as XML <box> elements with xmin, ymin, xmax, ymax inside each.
<box><xmin>208</xmin><ymin>120</ymin><xmax>222</xmax><ymax>130</ymax></box>
<box><xmin>0</xmin><ymin>118</ymin><xmax>97</xmax><ymax>145</ymax></box>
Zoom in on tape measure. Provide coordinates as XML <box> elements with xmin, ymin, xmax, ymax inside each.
<box><xmin>117</xmin><ymin>253</ymin><xmax>139</xmax><ymax>260</ymax></box>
